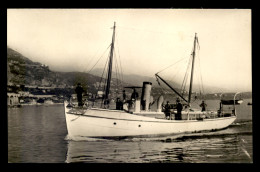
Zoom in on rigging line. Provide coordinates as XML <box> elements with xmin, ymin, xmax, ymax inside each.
<box><xmin>199</xmin><ymin>62</ymin><xmax>205</xmax><ymax>94</ymax></box>
<box><xmin>114</xmin><ymin>53</ymin><xmax>118</xmax><ymax>89</ymax></box>
<box><xmin>196</xmin><ymin>45</ymin><xmax>204</xmax><ymax>94</ymax></box>
<box><xmin>181</xmin><ymin>55</ymin><xmax>192</xmax><ymax>95</ymax></box>
<box><xmin>117</xmin><ymin>51</ymin><xmax>123</xmax><ymax>85</ymax></box>
<box><xmin>167</xmin><ymin>58</ymin><xmax>186</xmax><ymax>84</ymax></box>
<box><xmin>198</xmin><ymin>67</ymin><xmax>203</xmax><ymax>96</ymax></box>
<box><xmin>156</xmin><ymin>76</ymin><xmax>170</xmax><ymax>95</ymax></box>
<box><xmin>117</xmin><ymin>26</ymin><xmax>165</xmax><ymax>35</ymax></box>
<box><xmin>118</xmin><ymin>52</ymin><xmax>124</xmax><ymax>84</ymax></box>
<box><xmin>100</xmin><ymin>61</ymin><xmax>109</xmax><ymax>108</ymax></box>
<box><xmin>115</xmin><ymin>31</ymin><xmax>124</xmax><ymax>85</ymax></box>
<box><xmin>82</xmin><ymin>40</ymin><xmax>111</xmax><ymax>73</ymax></box>
<box><xmin>158</xmin><ymin>83</ymin><xmax>167</xmax><ymax>96</ymax></box>
<box><xmin>190</xmin><ymin>98</ymin><xmax>200</xmax><ymax>105</ymax></box>
<box><xmin>114</xmin><ymin>32</ymin><xmax>120</xmax><ymax>83</ymax></box>
<box><xmin>157</xmin><ymin>77</ymin><xmax>180</xmax><ymax>100</ymax></box>
<box><xmin>113</xmin><ymin>32</ymin><xmax>120</xmax><ymax>89</ymax></box>
<box><xmin>181</xmin><ymin>73</ymin><xmax>188</xmax><ymax>96</ymax></box>
<box><xmin>97</xmin><ymin>53</ymin><xmax>110</xmax><ymax>92</ymax></box>
<box><xmin>184</xmin><ymin>55</ymin><xmax>192</xmax><ymax>89</ymax></box>
<box><xmin>115</xmin><ymin>52</ymin><xmax>123</xmax><ymax>89</ymax></box>
<box><xmin>101</xmin><ymin>53</ymin><xmax>110</xmax><ymax>93</ymax></box>
<box><xmin>159</xmin><ymin>82</ymin><xmax>181</xmax><ymax>100</ymax></box>
<box><xmin>82</xmin><ymin>49</ymin><xmax>102</xmax><ymax>73</ymax></box>
<box><xmin>114</xmin><ymin>51</ymin><xmax>123</xmax><ymax>91</ymax></box>
<box><xmin>157</xmin><ymin>56</ymin><xmax>189</xmax><ymax>74</ymax></box>
<box><xmin>196</xmin><ymin>36</ymin><xmax>200</xmax><ymax>50</ymax></box>
<box><xmin>159</xmin><ymin>67</ymin><xmax>184</xmax><ymax>99</ymax></box>
<box><xmin>117</xmin><ymin>25</ymin><xmax>191</xmax><ymax>37</ymax></box>
<box><xmin>158</xmin><ymin>57</ymin><xmax>190</xmax><ymax>97</ymax></box>
<box><xmin>156</xmin><ymin>74</ymin><xmax>185</xmax><ymax>101</ymax></box>
<box><xmin>159</xmin><ymin>56</ymin><xmax>185</xmax><ymax>86</ymax></box>
<box><xmin>82</xmin><ymin>30</ymin><xmax>115</xmax><ymax>73</ymax></box>
<box><xmin>87</xmin><ymin>44</ymin><xmax>111</xmax><ymax>74</ymax></box>
<box><xmin>100</xmin><ymin>51</ymin><xmax>111</xmax><ymax>108</ymax></box>
<box><xmin>195</xmin><ymin>66</ymin><xmax>201</xmax><ymax>95</ymax></box>
<box><xmin>114</xmin><ymin>51</ymin><xmax>120</xmax><ymax>93</ymax></box>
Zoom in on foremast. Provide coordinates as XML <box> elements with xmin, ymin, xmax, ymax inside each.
<box><xmin>105</xmin><ymin>22</ymin><xmax>116</xmax><ymax>100</ymax></box>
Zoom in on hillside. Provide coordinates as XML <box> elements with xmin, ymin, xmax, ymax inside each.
<box><xmin>7</xmin><ymin>47</ymin><xmax>127</xmax><ymax>93</ymax></box>
<box><xmin>89</xmin><ymin>68</ymin><xmax>158</xmax><ymax>87</ymax></box>
<box><xmin>7</xmin><ymin>47</ymin><xmax>37</xmax><ymax>65</ymax></box>
<box><xmin>7</xmin><ymin>47</ymin><xmax>249</xmax><ymax>99</ymax></box>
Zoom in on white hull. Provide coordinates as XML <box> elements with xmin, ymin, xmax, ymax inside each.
<box><xmin>64</xmin><ymin>102</ymin><xmax>236</xmax><ymax>140</ymax></box>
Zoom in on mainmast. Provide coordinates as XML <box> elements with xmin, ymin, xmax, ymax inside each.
<box><xmin>105</xmin><ymin>22</ymin><xmax>116</xmax><ymax>100</ymax></box>
<box><xmin>188</xmin><ymin>33</ymin><xmax>197</xmax><ymax>105</ymax></box>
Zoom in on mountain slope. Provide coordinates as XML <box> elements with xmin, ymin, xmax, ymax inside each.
<box><xmin>7</xmin><ymin>47</ymin><xmax>129</xmax><ymax>93</ymax></box>
<box><xmin>7</xmin><ymin>47</ymin><xmax>233</xmax><ymax>95</ymax></box>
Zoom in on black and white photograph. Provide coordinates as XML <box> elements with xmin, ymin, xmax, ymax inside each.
<box><xmin>7</xmin><ymin>9</ymin><xmax>252</xmax><ymax>163</ymax></box>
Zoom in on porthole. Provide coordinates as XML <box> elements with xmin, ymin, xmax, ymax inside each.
<box><xmin>113</xmin><ymin>122</ymin><xmax>117</xmax><ymax>125</ymax></box>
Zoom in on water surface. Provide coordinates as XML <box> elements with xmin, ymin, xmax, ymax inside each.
<box><xmin>8</xmin><ymin>99</ymin><xmax>252</xmax><ymax>163</ymax></box>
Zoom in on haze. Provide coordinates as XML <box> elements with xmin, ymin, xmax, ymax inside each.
<box><xmin>7</xmin><ymin>9</ymin><xmax>251</xmax><ymax>92</ymax></box>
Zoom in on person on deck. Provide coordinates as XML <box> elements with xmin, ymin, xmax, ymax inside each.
<box><xmin>200</xmin><ymin>100</ymin><xmax>207</xmax><ymax>112</ymax></box>
<box><xmin>123</xmin><ymin>90</ymin><xmax>126</xmax><ymax>102</ymax></box>
<box><xmin>75</xmin><ymin>83</ymin><xmax>84</xmax><ymax>107</ymax></box>
<box><xmin>176</xmin><ymin>99</ymin><xmax>183</xmax><ymax>120</ymax></box>
<box><xmin>131</xmin><ymin>88</ymin><xmax>139</xmax><ymax>100</ymax></box>
<box><xmin>163</xmin><ymin>101</ymin><xmax>171</xmax><ymax>120</ymax></box>
<box><xmin>116</xmin><ymin>98</ymin><xmax>123</xmax><ymax>110</ymax></box>
<box><xmin>104</xmin><ymin>99</ymin><xmax>110</xmax><ymax>109</ymax></box>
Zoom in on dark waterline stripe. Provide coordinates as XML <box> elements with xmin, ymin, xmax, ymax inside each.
<box><xmin>66</xmin><ymin>112</ymin><xmax>236</xmax><ymax>123</ymax></box>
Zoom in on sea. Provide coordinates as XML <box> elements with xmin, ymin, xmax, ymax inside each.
<box><xmin>8</xmin><ymin>98</ymin><xmax>253</xmax><ymax>163</ymax></box>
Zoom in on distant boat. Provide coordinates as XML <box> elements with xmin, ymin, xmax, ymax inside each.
<box><xmin>64</xmin><ymin>23</ymin><xmax>238</xmax><ymax>140</ymax></box>
<box><xmin>221</xmin><ymin>99</ymin><xmax>243</xmax><ymax>105</ymax></box>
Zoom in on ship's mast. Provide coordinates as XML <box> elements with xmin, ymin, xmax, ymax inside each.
<box><xmin>105</xmin><ymin>22</ymin><xmax>116</xmax><ymax>100</ymax></box>
<box><xmin>188</xmin><ymin>33</ymin><xmax>197</xmax><ymax>106</ymax></box>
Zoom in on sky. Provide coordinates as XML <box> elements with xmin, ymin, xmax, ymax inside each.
<box><xmin>7</xmin><ymin>9</ymin><xmax>251</xmax><ymax>92</ymax></box>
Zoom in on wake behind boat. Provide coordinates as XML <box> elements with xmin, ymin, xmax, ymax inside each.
<box><xmin>64</xmin><ymin>22</ymin><xmax>239</xmax><ymax>140</ymax></box>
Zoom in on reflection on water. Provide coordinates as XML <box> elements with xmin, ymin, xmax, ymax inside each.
<box><xmin>8</xmin><ymin>105</ymin><xmax>68</xmax><ymax>163</ymax></box>
<box><xmin>8</xmin><ymin>99</ymin><xmax>252</xmax><ymax>163</ymax></box>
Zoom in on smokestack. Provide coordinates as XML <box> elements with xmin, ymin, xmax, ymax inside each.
<box><xmin>141</xmin><ymin>82</ymin><xmax>152</xmax><ymax>111</ymax></box>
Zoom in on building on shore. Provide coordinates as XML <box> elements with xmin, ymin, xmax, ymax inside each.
<box><xmin>7</xmin><ymin>93</ymin><xmax>20</xmax><ymax>106</ymax></box>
